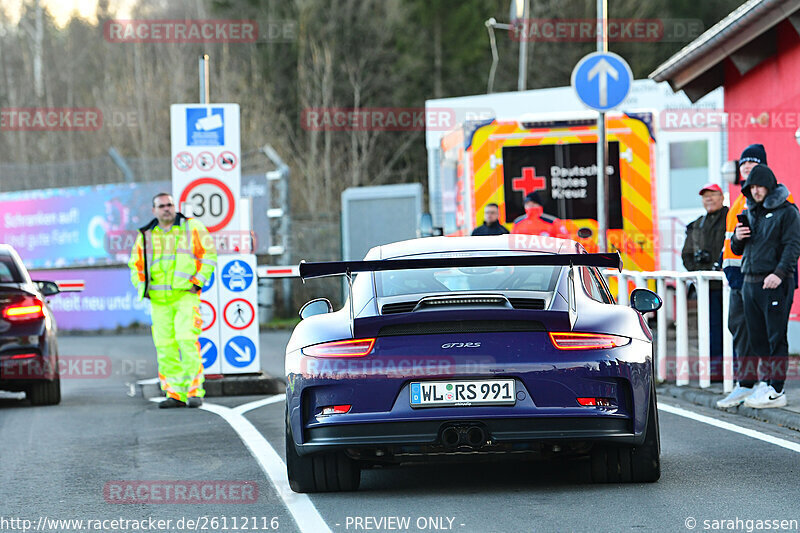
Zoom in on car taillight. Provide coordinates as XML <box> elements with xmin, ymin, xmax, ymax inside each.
<box><xmin>320</xmin><ymin>405</ymin><xmax>352</xmax><ymax>416</ymax></box>
<box><xmin>549</xmin><ymin>332</ymin><xmax>629</xmax><ymax>350</ymax></box>
<box><xmin>2</xmin><ymin>297</ymin><xmax>45</xmax><ymax>322</ymax></box>
<box><xmin>302</xmin><ymin>338</ymin><xmax>375</xmax><ymax>358</ymax></box>
<box><xmin>577</xmin><ymin>397</ymin><xmax>615</xmax><ymax>407</ymax></box>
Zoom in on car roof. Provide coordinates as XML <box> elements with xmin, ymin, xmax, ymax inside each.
<box><xmin>368</xmin><ymin>235</ymin><xmax>582</xmax><ymax>260</ymax></box>
<box><xmin>0</xmin><ymin>244</ymin><xmax>14</xmax><ymax>255</ymax></box>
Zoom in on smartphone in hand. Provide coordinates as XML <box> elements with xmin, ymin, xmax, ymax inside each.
<box><xmin>737</xmin><ymin>213</ymin><xmax>750</xmax><ymax>228</ymax></box>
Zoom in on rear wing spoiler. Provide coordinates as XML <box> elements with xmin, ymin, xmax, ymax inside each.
<box><xmin>298</xmin><ymin>252</ymin><xmax>622</xmax><ymax>280</ymax></box>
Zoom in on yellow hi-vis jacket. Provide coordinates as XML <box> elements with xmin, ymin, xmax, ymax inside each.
<box><xmin>128</xmin><ymin>213</ymin><xmax>217</xmax><ymax>301</ymax></box>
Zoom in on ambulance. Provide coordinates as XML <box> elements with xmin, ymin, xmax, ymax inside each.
<box><xmin>426</xmin><ymin>80</ymin><xmax>726</xmax><ymax>274</ymax></box>
<box><xmin>438</xmin><ymin>112</ymin><xmax>658</xmax><ymax>271</ymax></box>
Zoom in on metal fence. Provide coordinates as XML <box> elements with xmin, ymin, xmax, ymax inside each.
<box><xmin>604</xmin><ymin>269</ymin><xmax>734</xmax><ymax>393</ymax></box>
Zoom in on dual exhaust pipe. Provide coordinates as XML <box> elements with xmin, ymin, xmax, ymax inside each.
<box><xmin>441</xmin><ymin>424</ymin><xmax>487</xmax><ymax>448</ymax></box>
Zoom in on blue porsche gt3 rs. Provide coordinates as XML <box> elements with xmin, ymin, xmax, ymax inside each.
<box><xmin>284</xmin><ymin>235</ymin><xmax>662</xmax><ymax>492</ymax></box>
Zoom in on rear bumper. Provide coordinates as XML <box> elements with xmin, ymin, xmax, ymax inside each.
<box><xmin>298</xmin><ymin>416</ymin><xmax>637</xmax><ymax>455</ymax></box>
<box><xmin>0</xmin><ymin>344</ymin><xmax>55</xmax><ymax>387</ymax></box>
<box><xmin>286</xmin><ymin>334</ymin><xmax>655</xmax><ymax>454</ymax></box>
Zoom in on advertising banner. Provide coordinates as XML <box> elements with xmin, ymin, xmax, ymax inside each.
<box><xmin>31</xmin><ymin>267</ymin><xmax>150</xmax><ymax>331</ymax></box>
<box><xmin>0</xmin><ymin>177</ymin><xmax>270</xmax><ymax>270</ymax></box>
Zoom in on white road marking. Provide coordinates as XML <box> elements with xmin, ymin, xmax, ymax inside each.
<box><xmin>148</xmin><ymin>395</ymin><xmax>329</xmax><ymax>533</ymax></box>
<box><xmin>233</xmin><ymin>393</ymin><xmax>285</xmax><ymax>415</ymax></box>
<box><xmin>659</xmin><ymin>402</ymin><xmax>800</xmax><ymax>454</ymax></box>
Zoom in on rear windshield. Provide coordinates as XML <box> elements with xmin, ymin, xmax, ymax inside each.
<box><xmin>375</xmin><ymin>259</ymin><xmax>561</xmax><ymax>298</ymax></box>
<box><xmin>0</xmin><ymin>255</ymin><xmax>23</xmax><ymax>283</ymax></box>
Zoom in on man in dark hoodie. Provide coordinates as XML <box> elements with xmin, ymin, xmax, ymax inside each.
<box><xmin>471</xmin><ymin>203</ymin><xmax>510</xmax><ymax>236</ymax></box>
<box><xmin>717</xmin><ymin>144</ymin><xmax>769</xmax><ymax>407</ymax></box>
<box><xmin>730</xmin><ymin>165</ymin><xmax>800</xmax><ymax>408</ymax></box>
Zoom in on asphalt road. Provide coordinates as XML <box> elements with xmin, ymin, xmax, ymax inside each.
<box><xmin>2</xmin><ymin>332</ymin><xmax>800</xmax><ymax>533</ymax></box>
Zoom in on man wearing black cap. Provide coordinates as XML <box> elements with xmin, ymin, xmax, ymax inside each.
<box><xmin>471</xmin><ymin>203</ymin><xmax>510</xmax><ymax>236</ymax></box>
<box><xmin>511</xmin><ymin>192</ymin><xmax>569</xmax><ymax>237</ymax></box>
<box><xmin>730</xmin><ymin>164</ymin><xmax>800</xmax><ymax>408</ymax></box>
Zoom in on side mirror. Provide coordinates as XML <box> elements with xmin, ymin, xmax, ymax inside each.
<box><xmin>33</xmin><ymin>280</ymin><xmax>60</xmax><ymax>297</ymax></box>
<box><xmin>299</xmin><ymin>298</ymin><xmax>333</xmax><ymax>319</ymax></box>
<box><xmin>630</xmin><ymin>288</ymin><xmax>662</xmax><ymax>313</ymax></box>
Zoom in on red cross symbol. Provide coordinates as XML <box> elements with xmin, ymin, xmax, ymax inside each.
<box><xmin>512</xmin><ymin>166</ymin><xmax>546</xmax><ymax>195</ymax></box>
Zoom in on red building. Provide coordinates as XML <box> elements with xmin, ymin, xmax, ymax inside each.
<box><xmin>651</xmin><ymin>0</ymin><xmax>800</xmax><ymax>338</ymax></box>
<box><xmin>652</xmin><ymin>0</ymin><xmax>800</xmax><ymax>192</ymax></box>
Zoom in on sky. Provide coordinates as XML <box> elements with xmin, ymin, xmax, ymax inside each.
<box><xmin>3</xmin><ymin>0</ymin><xmax>136</xmax><ymax>27</ymax></box>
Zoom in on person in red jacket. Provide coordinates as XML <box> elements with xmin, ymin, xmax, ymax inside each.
<box><xmin>511</xmin><ymin>192</ymin><xmax>569</xmax><ymax>238</ymax></box>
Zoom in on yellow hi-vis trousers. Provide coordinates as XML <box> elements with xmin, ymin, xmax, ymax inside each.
<box><xmin>150</xmin><ymin>291</ymin><xmax>205</xmax><ymax>402</ymax></box>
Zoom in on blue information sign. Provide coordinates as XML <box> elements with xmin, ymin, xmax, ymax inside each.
<box><xmin>221</xmin><ymin>260</ymin><xmax>254</xmax><ymax>292</ymax></box>
<box><xmin>186</xmin><ymin>107</ymin><xmax>225</xmax><ymax>146</ymax></box>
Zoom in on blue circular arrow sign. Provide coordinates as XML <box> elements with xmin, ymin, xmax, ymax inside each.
<box><xmin>202</xmin><ymin>271</ymin><xmax>215</xmax><ymax>291</ymax></box>
<box><xmin>198</xmin><ymin>337</ymin><xmax>217</xmax><ymax>368</ymax></box>
<box><xmin>224</xmin><ymin>336</ymin><xmax>256</xmax><ymax>368</ymax></box>
<box><xmin>571</xmin><ymin>51</ymin><xmax>633</xmax><ymax>112</ymax></box>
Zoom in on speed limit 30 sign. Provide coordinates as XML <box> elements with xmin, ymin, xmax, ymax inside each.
<box><xmin>179</xmin><ymin>177</ymin><xmax>236</xmax><ymax>233</ymax></box>
<box><xmin>170</xmin><ymin>103</ymin><xmax>241</xmax><ymax>234</ymax></box>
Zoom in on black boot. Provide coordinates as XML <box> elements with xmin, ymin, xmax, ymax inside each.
<box><xmin>158</xmin><ymin>397</ymin><xmax>186</xmax><ymax>409</ymax></box>
<box><xmin>186</xmin><ymin>397</ymin><xmax>203</xmax><ymax>408</ymax></box>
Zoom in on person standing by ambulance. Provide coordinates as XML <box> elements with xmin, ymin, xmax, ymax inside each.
<box><xmin>512</xmin><ymin>192</ymin><xmax>569</xmax><ymax>238</ymax></box>
<box><xmin>129</xmin><ymin>193</ymin><xmax>217</xmax><ymax>408</ymax></box>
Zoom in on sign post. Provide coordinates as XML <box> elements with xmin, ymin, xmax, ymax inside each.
<box><xmin>570</xmin><ymin>5</ymin><xmax>632</xmax><ymax>253</ymax></box>
<box><xmin>170</xmin><ymin>102</ymin><xmax>260</xmax><ymax>376</ymax></box>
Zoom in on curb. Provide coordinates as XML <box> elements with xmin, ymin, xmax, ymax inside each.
<box><xmin>135</xmin><ymin>372</ymin><xmax>285</xmax><ymax>399</ymax></box>
<box><xmin>658</xmin><ymin>384</ymin><xmax>800</xmax><ymax>433</ymax></box>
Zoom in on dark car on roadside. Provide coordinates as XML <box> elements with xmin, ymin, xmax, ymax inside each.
<box><xmin>0</xmin><ymin>244</ymin><xmax>62</xmax><ymax>405</ymax></box>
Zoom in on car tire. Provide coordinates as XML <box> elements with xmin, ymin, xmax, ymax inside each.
<box><xmin>630</xmin><ymin>382</ymin><xmax>661</xmax><ymax>482</ymax></box>
<box><xmin>591</xmin><ymin>382</ymin><xmax>660</xmax><ymax>483</ymax></box>
<box><xmin>590</xmin><ymin>445</ymin><xmax>632</xmax><ymax>483</ymax></box>
<box><xmin>28</xmin><ymin>377</ymin><xmax>61</xmax><ymax>406</ymax></box>
<box><xmin>285</xmin><ymin>407</ymin><xmax>360</xmax><ymax>493</ymax></box>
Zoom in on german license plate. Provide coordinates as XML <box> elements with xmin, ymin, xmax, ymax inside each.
<box><xmin>410</xmin><ymin>379</ymin><xmax>515</xmax><ymax>407</ymax></box>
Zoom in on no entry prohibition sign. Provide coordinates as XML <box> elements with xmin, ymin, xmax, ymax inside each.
<box><xmin>179</xmin><ymin>177</ymin><xmax>236</xmax><ymax>232</ymax></box>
